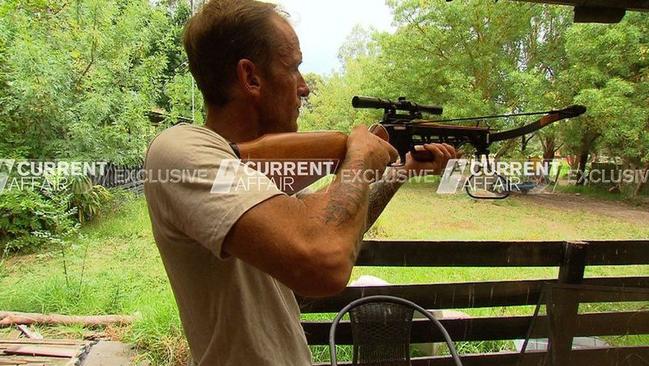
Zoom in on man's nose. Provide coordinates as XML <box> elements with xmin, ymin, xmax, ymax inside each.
<box><xmin>298</xmin><ymin>85</ymin><xmax>310</xmax><ymax>98</ymax></box>
<box><xmin>297</xmin><ymin>76</ymin><xmax>310</xmax><ymax>98</ymax></box>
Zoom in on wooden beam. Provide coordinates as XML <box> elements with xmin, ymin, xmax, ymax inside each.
<box><xmin>354</xmin><ymin>240</ymin><xmax>649</xmax><ymax>267</ymax></box>
<box><xmin>298</xmin><ymin>276</ymin><xmax>649</xmax><ymax>313</ymax></box>
<box><xmin>547</xmin><ymin>241</ymin><xmax>586</xmax><ymax>365</ymax></box>
<box><xmin>356</xmin><ymin>240</ymin><xmax>566</xmax><ymax>267</ymax></box>
<box><xmin>509</xmin><ymin>0</ymin><xmax>649</xmax><ymax>12</ymax></box>
<box><xmin>585</xmin><ymin>240</ymin><xmax>649</xmax><ymax>265</ymax></box>
<box><xmin>314</xmin><ymin>346</ymin><xmax>649</xmax><ymax>366</ymax></box>
<box><xmin>0</xmin><ymin>312</ymin><xmax>136</xmax><ymax>327</ymax></box>
<box><xmin>304</xmin><ymin>311</ymin><xmax>649</xmax><ymax>345</ymax></box>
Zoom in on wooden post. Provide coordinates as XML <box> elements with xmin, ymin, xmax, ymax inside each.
<box><xmin>546</xmin><ymin>241</ymin><xmax>587</xmax><ymax>365</ymax></box>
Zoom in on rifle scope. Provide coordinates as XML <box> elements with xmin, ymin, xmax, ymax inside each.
<box><xmin>352</xmin><ymin>96</ymin><xmax>443</xmax><ymax>115</ymax></box>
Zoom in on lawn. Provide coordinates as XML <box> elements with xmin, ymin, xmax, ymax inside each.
<box><xmin>1</xmin><ymin>182</ymin><xmax>648</xmax><ymax>365</ymax></box>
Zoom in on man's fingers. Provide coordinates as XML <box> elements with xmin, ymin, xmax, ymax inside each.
<box><xmin>368</xmin><ymin>124</ymin><xmax>390</xmax><ymax>142</ymax></box>
<box><xmin>436</xmin><ymin>143</ymin><xmax>454</xmax><ymax>160</ymax></box>
<box><xmin>380</xmin><ymin>138</ymin><xmax>399</xmax><ymax>163</ymax></box>
<box><xmin>424</xmin><ymin>144</ymin><xmax>450</xmax><ymax>160</ymax></box>
<box><xmin>441</xmin><ymin>143</ymin><xmax>458</xmax><ymax>158</ymax></box>
<box><xmin>422</xmin><ymin>144</ymin><xmax>446</xmax><ymax>160</ymax></box>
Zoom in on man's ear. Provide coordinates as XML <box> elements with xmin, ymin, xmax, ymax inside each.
<box><xmin>236</xmin><ymin>59</ymin><xmax>262</xmax><ymax>98</ymax></box>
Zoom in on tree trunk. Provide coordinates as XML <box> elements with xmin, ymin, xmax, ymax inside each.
<box><xmin>543</xmin><ymin>149</ymin><xmax>555</xmax><ymax>164</ymax></box>
<box><xmin>541</xmin><ymin>136</ymin><xmax>556</xmax><ymax>164</ymax></box>
<box><xmin>633</xmin><ymin>165</ymin><xmax>648</xmax><ymax>197</ymax></box>
<box><xmin>576</xmin><ymin>151</ymin><xmax>589</xmax><ymax>186</ymax></box>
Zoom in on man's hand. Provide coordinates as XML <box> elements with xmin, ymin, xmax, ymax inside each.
<box><xmin>346</xmin><ymin>124</ymin><xmax>399</xmax><ymax>179</ymax></box>
<box><xmin>400</xmin><ymin>143</ymin><xmax>458</xmax><ymax>176</ymax></box>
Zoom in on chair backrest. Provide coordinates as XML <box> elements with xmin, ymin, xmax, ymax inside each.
<box><xmin>349</xmin><ymin>300</ymin><xmax>414</xmax><ymax>365</ymax></box>
<box><xmin>329</xmin><ymin>295</ymin><xmax>463</xmax><ymax>366</ymax></box>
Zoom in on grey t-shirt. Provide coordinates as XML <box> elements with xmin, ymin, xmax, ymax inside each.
<box><xmin>144</xmin><ymin>124</ymin><xmax>312</xmax><ymax>366</ymax></box>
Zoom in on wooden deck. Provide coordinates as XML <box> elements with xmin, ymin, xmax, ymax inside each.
<box><xmin>0</xmin><ymin>339</ymin><xmax>135</xmax><ymax>366</ymax></box>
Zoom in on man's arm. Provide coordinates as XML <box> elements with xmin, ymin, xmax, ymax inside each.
<box><xmin>223</xmin><ymin>126</ymin><xmax>398</xmax><ymax>297</ymax></box>
<box><xmin>295</xmin><ymin>171</ymin><xmax>404</xmax><ymax>231</ymax></box>
<box><xmin>366</xmin><ymin>169</ymin><xmax>404</xmax><ymax>230</ymax></box>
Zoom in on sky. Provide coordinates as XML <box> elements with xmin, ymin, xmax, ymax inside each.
<box><xmin>270</xmin><ymin>0</ymin><xmax>395</xmax><ymax>75</ymax></box>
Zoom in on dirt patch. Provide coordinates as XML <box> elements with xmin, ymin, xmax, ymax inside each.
<box><xmin>516</xmin><ymin>193</ymin><xmax>649</xmax><ymax>225</ymax></box>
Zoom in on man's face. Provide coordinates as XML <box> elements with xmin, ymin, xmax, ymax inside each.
<box><xmin>258</xmin><ymin>17</ymin><xmax>309</xmax><ymax>133</ymax></box>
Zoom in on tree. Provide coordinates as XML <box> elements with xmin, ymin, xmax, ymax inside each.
<box><xmin>302</xmin><ymin>0</ymin><xmax>579</xmax><ymax>160</ymax></box>
<box><xmin>564</xmin><ymin>14</ymin><xmax>649</xmax><ymax>193</ymax></box>
<box><xmin>0</xmin><ymin>0</ymin><xmax>189</xmax><ymax>165</ymax></box>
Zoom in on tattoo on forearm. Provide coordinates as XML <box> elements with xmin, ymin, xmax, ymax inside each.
<box><xmin>366</xmin><ymin>173</ymin><xmax>404</xmax><ymax>231</ymax></box>
<box><xmin>323</xmin><ymin>159</ymin><xmax>368</xmax><ymax>226</ymax></box>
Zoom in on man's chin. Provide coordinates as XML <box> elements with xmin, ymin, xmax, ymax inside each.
<box><xmin>288</xmin><ymin>118</ymin><xmax>299</xmax><ymax>132</ymax></box>
<box><xmin>269</xmin><ymin>121</ymin><xmax>298</xmax><ymax>134</ymax></box>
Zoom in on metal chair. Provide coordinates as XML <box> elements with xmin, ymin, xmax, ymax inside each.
<box><xmin>329</xmin><ymin>295</ymin><xmax>463</xmax><ymax>366</ymax></box>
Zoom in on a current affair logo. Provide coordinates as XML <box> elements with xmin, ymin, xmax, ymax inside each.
<box><xmin>436</xmin><ymin>158</ymin><xmax>561</xmax><ymax>198</ymax></box>
<box><xmin>0</xmin><ymin>160</ymin><xmax>107</xmax><ymax>193</ymax></box>
<box><xmin>210</xmin><ymin>159</ymin><xmax>338</xmax><ymax>194</ymax></box>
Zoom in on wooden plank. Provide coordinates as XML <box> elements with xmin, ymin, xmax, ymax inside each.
<box><xmin>547</xmin><ymin>242</ymin><xmax>586</xmax><ymax>365</ymax></box>
<box><xmin>0</xmin><ymin>339</ymin><xmax>86</xmax><ymax>346</ymax></box>
<box><xmin>356</xmin><ymin>240</ymin><xmax>566</xmax><ymax>267</ymax></box>
<box><xmin>0</xmin><ymin>356</ymin><xmax>72</xmax><ymax>365</ymax></box>
<box><xmin>354</xmin><ymin>240</ymin><xmax>649</xmax><ymax>267</ymax></box>
<box><xmin>4</xmin><ymin>345</ymin><xmax>79</xmax><ymax>358</ymax></box>
<box><xmin>304</xmin><ymin>311</ymin><xmax>649</xmax><ymax>345</ymax></box>
<box><xmin>0</xmin><ymin>344</ymin><xmax>83</xmax><ymax>352</ymax></box>
<box><xmin>316</xmin><ymin>346</ymin><xmax>649</xmax><ymax>366</ymax></box>
<box><xmin>298</xmin><ymin>276</ymin><xmax>649</xmax><ymax>313</ymax></box>
<box><xmin>585</xmin><ymin>240</ymin><xmax>649</xmax><ymax>265</ymax></box>
<box><xmin>412</xmin><ymin>345</ymin><xmax>649</xmax><ymax>366</ymax></box>
<box><xmin>511</xmin><ymin>0</ymin><xmax>649</xmax><ymax>12</ymax></box>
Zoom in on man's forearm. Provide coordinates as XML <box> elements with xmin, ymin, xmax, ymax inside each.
<box><xmin>366</xmin><ymin>168</ymin><xmax>405</xmax><ymax>231</ymax></box>
<box><xmin>298</xmin><ymin>164</ymin><xmax>403</xmax><ymax>264</ymax></box>
<box><xmin>322</xmin><ymin>158</ymin><xmax>369</xmax><ymax>227</ymax></box>
<box><xmin>299</xmin><ymin>167</ymin><xmax>405</xmax><ymax>233</ymax></box>
<box><xmin>297</xmin><ymin>155</ymin><xmax>372</xmax><ymax>264</ymax></box>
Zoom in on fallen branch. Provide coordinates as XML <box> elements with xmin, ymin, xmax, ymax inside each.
<box><xmin>0</xmin><ymin>312</ymin><xmax>136</xmax><ymax>327</ymax></box>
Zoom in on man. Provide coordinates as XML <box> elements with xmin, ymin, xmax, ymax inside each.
<box><xmin>144</xmin><ymin>1</ymin><xmax>457</xmax><ymax>365</ymax></box>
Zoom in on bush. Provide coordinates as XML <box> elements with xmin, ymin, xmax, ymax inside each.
<box><xmin>68</xmin><ymin>175</ymin><xmax>113</xmax><ymax>223</ymax></box>
<box><xmin>0</xmin><ymin>188</ymin><xmax>78</xmax><ymax>252</ymax></box>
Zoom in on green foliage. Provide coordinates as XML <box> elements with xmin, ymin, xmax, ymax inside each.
<box><xmin>163</xmin><ymin>71</ymin><xmax>205</xmax><ymax>125</ymax></box>
<box><xmin>68</xmin><ymin>175</ymin><xmax>113</xmax><ymax>223</ymax></box>
<box><xmin>0</xmin><ymin>0</ymin><xmax>195</xmax><ymax>164</ymax></box>
<box><xmin>300</xmin><ymin>1</ymin><xmax>583</xmax><ymax>157</ymax></box>
<box><xmin>0</xmin><ymin>0</ymin><xmax>204</xmax><ymax>252</ymax></box>
<box><xmin>301</xmin><ymin>1</ymin><xmax>648</xmax><ymax>195</ymax></box>
<box><xmin>0</xmin><ymin>188</ymin><xmax>78</xmax><ymax>252</ymax></box>
<box><xmin>566</xmin><ymin>15</ymin><xmax>649</xmax><ymax>165</ymax></box>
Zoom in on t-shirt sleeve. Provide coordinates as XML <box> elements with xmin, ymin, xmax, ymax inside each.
<box><xmin>145</xmin><ymin>126</ymin><xmax>286</xmax><ymax>260</ymax></box>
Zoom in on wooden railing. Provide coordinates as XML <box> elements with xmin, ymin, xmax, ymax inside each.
<box><xmin>300</xmin><ymin>240</ymin><xmax>649</xmax><ymax>366</ymax></box>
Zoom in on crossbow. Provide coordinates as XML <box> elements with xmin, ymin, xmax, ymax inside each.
<box><xmin>352</xmin><ymin>96</ymin><xmax>587</xmax><ymax>198</ymax></box>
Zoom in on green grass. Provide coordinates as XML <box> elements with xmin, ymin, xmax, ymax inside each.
<box><xmin>1</xmin><ymin>182</ymin><xmax>648</xmax><ymax>365</ymax></box>
<box><xmin>0</xmin><ymin>199</ymin><xmax>189</xmax><ymax>365</ymax></box>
